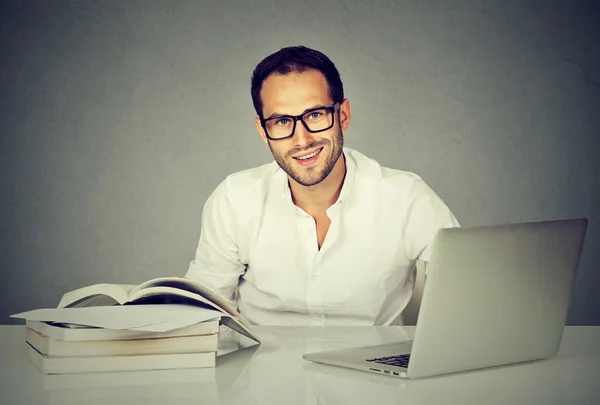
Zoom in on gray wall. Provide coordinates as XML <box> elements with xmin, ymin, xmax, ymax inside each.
<box><xmin>1</xmin><ymin>0</ymin><xmax>599</xmax><ymax>325</ymax></box>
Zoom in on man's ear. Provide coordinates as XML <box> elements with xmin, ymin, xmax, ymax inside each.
<box><xmin>339</xmin><ymin>98</ymin><xmax>352</xmax><ymax>132</ymax></box>
<box><xmin>255</xmin><ymin>117</ymin><xmax>269</xmax><ymax>146</ymax></box>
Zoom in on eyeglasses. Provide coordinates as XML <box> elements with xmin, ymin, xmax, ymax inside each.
<box><xmin>260</xmin><ymin>103</ymin><xmax>340</xmax><ymax>140</ymax></box>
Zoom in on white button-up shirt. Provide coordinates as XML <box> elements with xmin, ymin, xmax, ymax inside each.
<box><xmin>186</xmin><ymin>148</ymin><xmax>459</xmax><ymax>326</ymax></box>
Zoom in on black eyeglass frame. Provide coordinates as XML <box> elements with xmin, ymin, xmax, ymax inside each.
<box><xmin>260</xmin><ymin>102</ymin><xmax>341</xmax><ymax>141</ymax></box>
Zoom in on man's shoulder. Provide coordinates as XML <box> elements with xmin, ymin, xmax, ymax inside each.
<box><xmin>348</xmin><ymin>149</ymin><xmax>456</xmax><ymax>229</ymax></box>
<box><xmin>216</xmin><ymin>160</ymin><xmax>281</xmax><ymax>199</ymax></box>
<box><xmin>347</xmin><ymin>148</ymin><xmax>424</xmax><ymax>192</ymax></box>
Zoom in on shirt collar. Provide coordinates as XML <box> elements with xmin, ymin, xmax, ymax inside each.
<box><xmin>336</xmin><ymin>147</ymin><xmax>356</xmax><ymax>205</ymax></box>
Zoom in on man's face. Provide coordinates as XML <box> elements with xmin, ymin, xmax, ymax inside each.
<box><xmin>255</xmin><ymin>70</ymin><xmax>351</xmax><ymax>187</ymax></box>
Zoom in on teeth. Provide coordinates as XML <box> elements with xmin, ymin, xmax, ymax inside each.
<box><xmin>297</xmin><ymin>149</ymin><xmax>320</xmax><ymax>160</ymax></box>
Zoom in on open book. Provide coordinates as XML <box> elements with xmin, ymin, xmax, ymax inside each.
<box><xmin>56</xmin><ymin>277</ymin><xmax>259</xmax><ymax>343</ymax></box>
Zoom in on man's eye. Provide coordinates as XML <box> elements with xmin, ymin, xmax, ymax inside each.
<box><xmin>276</xmin><ymin>118</ymin><xmax>291</xmax><ymax>126</ymax></box>
<box><xmin>305</xmin><ymin>111</ymin><xmax>324</xmax><ymax>121</ymax></box>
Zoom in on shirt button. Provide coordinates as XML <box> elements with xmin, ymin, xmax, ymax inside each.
<box><xmin>311</xmin><ymin>275</ymin><xmax>318</xmax><ymax>281</ymax></box>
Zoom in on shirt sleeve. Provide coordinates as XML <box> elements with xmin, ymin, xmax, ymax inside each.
<box><xmin>403</xmin><ymin>178</ymin><xmax>460</xmax><ymax>263</ymax></box>
<box><xmin>185</xmin><ymin>180</ymin><xmax>246</xmax><ymax>306</ymax></box>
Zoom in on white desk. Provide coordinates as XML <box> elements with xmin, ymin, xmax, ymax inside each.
<box><xmin>1</xmin><ymin>325</ymin><xmax>599</xmax><ymax>405</ymax></box>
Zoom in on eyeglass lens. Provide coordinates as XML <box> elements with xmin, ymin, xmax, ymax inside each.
<box><xmin>265</xmin><ymin>108</ymin><xmax>334</xmax><ymax>139</ymax></box>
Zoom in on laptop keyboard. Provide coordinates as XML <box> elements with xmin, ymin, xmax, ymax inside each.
<box><xmin>366</xmin><ymin>354</ymin><xmax>411</xmax><ymax>368</ymax></box>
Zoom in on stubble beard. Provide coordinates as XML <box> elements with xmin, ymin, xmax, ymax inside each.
<box><xmin>269</xmin><ymin>128</ymin><xmax>344</xmax><ymax>187</ymax></box>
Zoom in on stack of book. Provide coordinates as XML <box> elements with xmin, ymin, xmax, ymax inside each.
<box><xmin>12</xmin><ymin>276</ymin><xmax>260</xmax><ymax>375</ymax></box>
<box><xmin>25</xmin><ymin>319</ymin><xmax>220</xmax><ymax>374</ymax></box>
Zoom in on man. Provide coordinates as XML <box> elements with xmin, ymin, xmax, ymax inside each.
<box><xmin>185</xmin><ymin>46</ymin><xmax>459</xmax><ymax>326</ymax></box>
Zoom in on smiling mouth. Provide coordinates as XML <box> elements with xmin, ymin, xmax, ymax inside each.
<box><xmin>293</xmin><ymin>148</ymin><xmax>323</xmax><ymax>161</ymax></box>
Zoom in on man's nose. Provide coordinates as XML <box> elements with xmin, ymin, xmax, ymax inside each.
<box><xmin>291</xmin><ymin>120</ymin><xmax>314</xmax><ymax>145</ymax></box>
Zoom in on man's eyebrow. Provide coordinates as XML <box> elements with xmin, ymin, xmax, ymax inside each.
<box><xmin>265</xmin><ymin>105</ymin><xmax>329</xmax><ymax>120</ymax></box>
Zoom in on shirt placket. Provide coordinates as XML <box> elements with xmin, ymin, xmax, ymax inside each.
<box><xmin>297</xmin><ymin>212</ymin><xmax>323</xmax><ymax>325</ymax></box>
<box><xmin>305</xmin><ymin>203</ymin><xmax>343</xmax><ymax>326</ymax></box>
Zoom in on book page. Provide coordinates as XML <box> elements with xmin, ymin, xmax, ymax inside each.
<box><xmin>12</xmin><ymin>304</ymin><xmax>223</xmax><ymax>330</ymax></box>
<box><xmin>131</xmin><ymin>278</ymin><xmax>242</xmax><ymax>320</ymax></box>
<box><xmin>57</xmin><ymin>284</ymin><xmax>136</xmax><ymax>308</ymax></box>
<box><xmin>130</xmin><ymin>278</ymin><xmax>259</xmax><ymax>342</ymax></box>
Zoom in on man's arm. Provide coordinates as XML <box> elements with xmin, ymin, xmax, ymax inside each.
<box><xmin>403</xmin><ymin>178</ymin><xmax>460</xmax><ymax>263</ymax></box>
<box><xmin>401</xmin><ymin>179</ymin><xmax>458</xmax><ymax>323</ymax></box>
<box><xmin>185</xmin><ymin>180</ymin><xmax>246</xmax><ymax>306</ymax></box>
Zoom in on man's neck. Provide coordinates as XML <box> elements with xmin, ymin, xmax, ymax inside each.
<box><xmin>289</xmin><ymin>155</ymin><xmax>346</xmax><ymax>213</ymax></box>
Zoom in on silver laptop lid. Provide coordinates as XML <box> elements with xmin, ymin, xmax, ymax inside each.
<box><xmin>408</xmin><ymin>218</ymin><xmax>587</xmax><ymax>379</ymax></box>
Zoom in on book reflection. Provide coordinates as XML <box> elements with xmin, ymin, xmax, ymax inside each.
<box><xmin>37</xmin><ymin>329</ymin><xmax>260</xmax><ymax>405</ymax></box>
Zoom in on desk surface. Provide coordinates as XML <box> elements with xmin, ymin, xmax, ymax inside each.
<box><xmin>1</xmin><ymin>325</ymin><xmax>599</xmax><ymax>405</ymax></box>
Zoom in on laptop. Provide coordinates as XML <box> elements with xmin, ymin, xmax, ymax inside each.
<box><xmin>303</xmin><ymin>218</ymin><xmax>588</xmax><ymax>379</ymax></box>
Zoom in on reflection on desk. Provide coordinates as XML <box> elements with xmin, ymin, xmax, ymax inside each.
<box><xmin>1</xmin><ymin>325</ymin><xmax>599</xmax><ymax>405</ymax></box>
